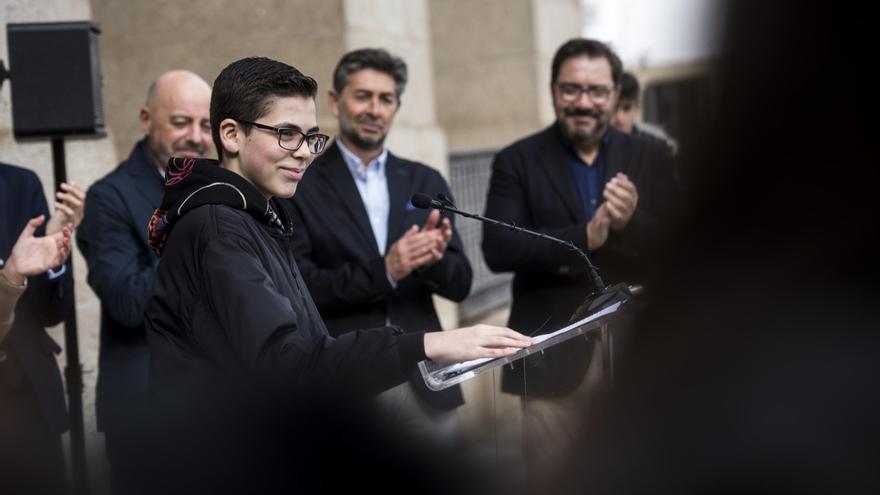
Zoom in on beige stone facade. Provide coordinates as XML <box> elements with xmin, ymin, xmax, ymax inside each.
<box><xmin>431</xmin><ymin>0</ymin><xmax>581</xmax><ymax>150</ymax></box>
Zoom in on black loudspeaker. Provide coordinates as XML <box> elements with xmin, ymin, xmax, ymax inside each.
<box><xmin>7</xmin><ymin>21</ymin><xmax>105</xmax><ymax>138</ymax></box>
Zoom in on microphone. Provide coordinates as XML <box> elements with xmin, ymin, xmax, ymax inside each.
<box><xmin>410</xmin><ymin>192</ymin><xmax>607</xmax><ymax>297</ymax></box>
<box><xmin>410</xmin><ymin>193</ymin><xmax>443</xmax><ymax>210</ymax></box>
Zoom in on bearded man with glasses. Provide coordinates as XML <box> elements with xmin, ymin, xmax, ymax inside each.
<box><xmin>481</xmin><ymin>38</ymin><xmax>679</xmax><ymax>483</ymax></box>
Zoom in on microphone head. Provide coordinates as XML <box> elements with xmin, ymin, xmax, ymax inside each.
<box><xmin>410</xmin><ymin>193</ymin><xmax>435</xmax><ymax>210</ymax></box>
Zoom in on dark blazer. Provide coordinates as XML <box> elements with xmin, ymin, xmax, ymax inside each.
<box><xmin>0</xmin><ymin>162</ymin><xmax>72</xmax><ymax>436</ymax></box>
<box><xmin>483</xmin><ymin>124</ymin><xmax>677</xmax><ymax>333</ymax></box>
<box><xmin>285</xmin><ymin>143</ymin><xmax>472</xmax><ymax>410</ymax></box>
<box><xmin>76</xmin><ymin>139</ymin><xmax>163</xmax><ymax>432</ymax></box>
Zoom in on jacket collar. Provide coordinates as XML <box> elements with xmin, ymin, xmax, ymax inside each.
<box><xmin>314</xmin><ymin>141</ymin><xmax>415</xmax><ymax>256</ymax></box>
<box><xmin>148</xmin><ymin>157</ymin><xmax>289</xmax><ymax>256</ymax></box>
<box><xmin>126</xmin><ymin>138</ymin><xmax>167</xmax><ymax>207</ymax></box>
<box><xmin>384</xmin><ymin>152</ymin><xmax>411</xmax><ymax>251</ymax></box>
<box><xmin>539</xmin><ymin>123</ymin><xmax>631</xmax><ymax>223</ymax></box>
<box><xmin>314</xmin><ymin>142</ymin><xmax>380</xmax><ymax>252</ymax></box>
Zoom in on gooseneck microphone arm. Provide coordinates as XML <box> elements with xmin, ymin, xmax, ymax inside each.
<box><xmin>410</xmin><ymin>193</ymin><xmax>605</xmax><ymax>295</ymax></box>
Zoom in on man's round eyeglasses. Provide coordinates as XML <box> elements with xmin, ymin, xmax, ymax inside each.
<box><xmin>235</xmin><ymin>119</ymin><xmax>329</xmax><ymax>154</ymax></box>
<box><xmin>556</xmin><ymin>83</ymin><xmax>615</xmax><ymax>105</ymax></box>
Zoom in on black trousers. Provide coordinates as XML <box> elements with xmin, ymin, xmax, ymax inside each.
<box><xmin>0</xmin><ymin>348</ymin><xmax>67</xmax><ymax>495</ymax></box>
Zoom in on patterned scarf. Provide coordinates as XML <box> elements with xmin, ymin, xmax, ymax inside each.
<box><xmin>148</xmin><ymin>157</ymin><xmax>288</xmax><ymax>257</ymax></box>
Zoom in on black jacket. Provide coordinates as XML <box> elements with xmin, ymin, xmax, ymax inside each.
<box><xmin>482</xmin><ymin>125</ymin><xmax>677</xmax><ymax>396</ymax></box>
<box><xmin>145</xmin><ymin>159</ymin><xmax>425</xmax><ymax>410</ymax></box>
<box><xmin>287</xmin><ymin>144</ymin><xmax>472</xmax><ymax>339</ymax></box>
<box><xmin>285</xmin><ymin>143</ymin><xmax>471</xmax><ymax>410</ymax></box>
<box><xmin>483</xmin><ymin>124</ymin><xmax>677</xmax><ymax>333</ymax></box>
<box><xmin>76</xmin><ymin>139</ymin><xmax>161</xmax><ymax>432</ymax></box>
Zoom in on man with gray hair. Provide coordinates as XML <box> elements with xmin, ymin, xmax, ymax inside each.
<box><xmin>285</xmin><ymin>48</ymin><xmax>472</xmax><ymax>446</ymax></box>
<box><xmin>77</xmin><ymin>69</ymin><xmax>212</xmax><ymax>494</ymax></box>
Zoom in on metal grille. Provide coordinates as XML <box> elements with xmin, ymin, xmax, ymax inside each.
<box><xmin>448</xmin><ymin>149</ymin><xmax>512</xmax><ymax>323</ymax></box>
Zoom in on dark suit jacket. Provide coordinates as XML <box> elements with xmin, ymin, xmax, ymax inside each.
<box><xmin>76</xmin><ymin>139</ymin><xmax>162</xmax><ymax>432</ymax></box>
<box><xmin>0</xmin><ymin>162</ymin><xmax>72</xmax><ymax>436</ymax></box>
<box><xmin>482</xmin><ymin>124</ymin><xmax>677</xmax><ymax>396</ymax></box>
<box><xmin>285</xmin><ymin>143</ymin><xmax>472</xmax><ymax>410</ymax></box>
<box><xmin>483</xmin><ymin>123</ymin><xmax>677</xmax><ymax>332</ymax></box>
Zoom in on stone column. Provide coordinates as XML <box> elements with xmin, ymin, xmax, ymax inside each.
<box><xmin>430</xmin><ymin>0</ymin><xmax>582</xmax><ymax>151</ymax></box>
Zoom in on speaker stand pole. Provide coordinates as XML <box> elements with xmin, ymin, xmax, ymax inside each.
<box><xmin>51</xmin><ymin>138</ymin><xmax>89</xmax><ymax>495</ymax></box>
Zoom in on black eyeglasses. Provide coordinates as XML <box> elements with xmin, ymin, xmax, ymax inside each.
<box><xmin>235</xmin><ymin>119</ymin><xmax>329</xmax><ymax>154</ymax></box>
<box><xmin>556</xmin><ymin>83</ymin><xmax>615</xmax><ymax>104</ymax></box>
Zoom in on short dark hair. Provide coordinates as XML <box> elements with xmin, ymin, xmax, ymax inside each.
<box><xmin>551</xmin><ymin>38</ymin><xmax>623</xmax><ymax>86</ymax></box>
<box><xmin>332</xmin><ymin>48</ymin><xmax>408</xmax><ymax>98</ymax></box>
<box><xmin>210</xmin><ymin>57</ymin><xmax>318</xmax><ymax>159</ymax></box>
<box><xmin>618</xmin><ymin>71</ymin><xmax>641</xmax><ymax>103</ymax></box>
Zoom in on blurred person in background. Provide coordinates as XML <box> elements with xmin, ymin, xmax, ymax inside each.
<box><xmin>612</xmin><ymin>71</ymin><xmax>677</xmax><ymax>154</ymax></box>
<box><xmin>551</xmin><ymin>1</ymin><xmax>879</xmax><ymax>493</ymax></box>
